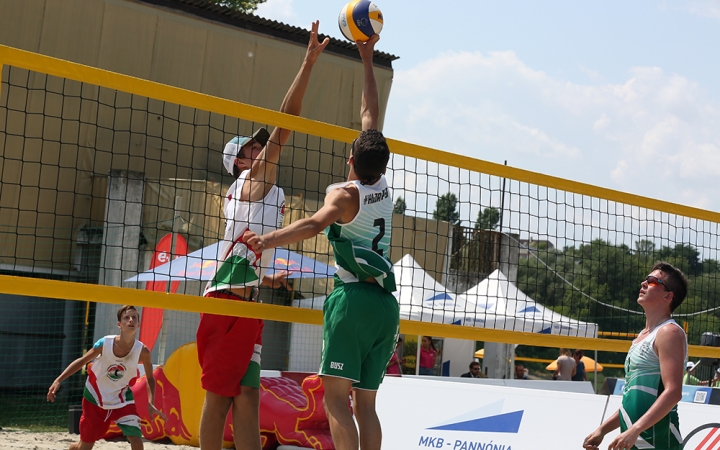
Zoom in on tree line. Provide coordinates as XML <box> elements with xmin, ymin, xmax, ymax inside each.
<box><xmin>517</xmin><ymin>238</ymin><xmax>720</xmax><ymax>346</ymax></box>
<box><xmin>395</xmin><ymin>192</ymin><xmax>720</xmax><ymax>346</ymax></box>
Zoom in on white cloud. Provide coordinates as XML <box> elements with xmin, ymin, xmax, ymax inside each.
<box><xmin>685</xmin><ymin>0</ymin><xmax>720</xmax><ymax>20</ymax></box>
<box><xmin>386</xmin><ymin>50</ymin><xmax>720</xmax><ymax>211</ymax></box>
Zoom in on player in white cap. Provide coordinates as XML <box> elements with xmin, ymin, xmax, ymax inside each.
<box><xmin>197</xmin><ymin>21</ymin><xmax>329</xmax><ymax>450</ymax></box>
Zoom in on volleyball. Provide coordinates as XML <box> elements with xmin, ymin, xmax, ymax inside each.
<box><xmin>338</xmin><ymin>1</ymin><xmax>383</xmax><ymax>43</ymax></box>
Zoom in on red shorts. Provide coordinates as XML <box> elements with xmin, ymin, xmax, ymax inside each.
<box><xmin>197</xmin><ymin>291</ymin><xmax>264</xmax><ymax>397</ymax></box>
<box><xmin>80</xmin><ymin>398</ymin><xmax>141</xmax><ymax>443</ymax></box>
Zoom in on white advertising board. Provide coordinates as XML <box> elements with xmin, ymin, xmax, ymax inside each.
<box><xmin>376</xmin><ymin>376</ymin><xmax>608</xmax><ymax>449</ymax></box>
<box><xmin>376</xmin><ymin>377</ymin><xmax>720</xmax><ymax>449</ymax></box>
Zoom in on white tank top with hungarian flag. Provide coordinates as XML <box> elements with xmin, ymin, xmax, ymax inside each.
<box><xmin>324</xmin><ymin>176</ymin><xmax>396</xmax><ymax>293</ymax></box>
<box><xmin>204</xmin><ymin>170</ymin><xmax>285</xmax><ymax>295</ymax></box>
<box><xmin>84</xmin><ymin>336</ymin><xmax>143</xmax><ymax>409</ymax></box>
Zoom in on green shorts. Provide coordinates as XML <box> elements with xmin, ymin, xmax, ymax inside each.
<box><xmin>320</xmin><ymin>281</ymin><xmax>400</xmax><ymax>390</ymax></box>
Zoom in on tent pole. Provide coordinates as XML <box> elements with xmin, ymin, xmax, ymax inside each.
<box><xmin>594</xmin><ymin>349</ymin><xmax>598</xmax><ymax>393</ymax></box>
<box><xmin>416</xmin><ymin>335</ymin><xmax>421</xmax><ymax>376</ymax></box>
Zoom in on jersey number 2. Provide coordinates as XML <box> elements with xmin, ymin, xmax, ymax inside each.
<box><xmin>372</xmin><ymin>218</ymin><xmax>385</xmax><ymax>256</ymax></box>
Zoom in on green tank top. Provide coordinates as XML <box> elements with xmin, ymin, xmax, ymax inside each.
<box><xmin>324</xmin><ymin>176</ymin><xmax>396</xmax><ymax>293</ymax></box>
<box><xmin>620</xmin><ymin>319</ymin><xmax>686</xmax><ymax>450</ymax></box>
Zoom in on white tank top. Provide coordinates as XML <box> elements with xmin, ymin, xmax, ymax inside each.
<box><xmin>204</xmin><ymin>170</ymin><xmax>285</xmax><ymax>295</ymax></box>
<box><xmin>83</xmin><ymin>336</ymin><xmax>144</xmax><ymax>409</ymax></box>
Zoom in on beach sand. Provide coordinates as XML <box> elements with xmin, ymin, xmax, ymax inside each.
<box><xmin>0</xmin><ymin>430</ymin><xmax>197</xmax><ymax>450</ymax></box>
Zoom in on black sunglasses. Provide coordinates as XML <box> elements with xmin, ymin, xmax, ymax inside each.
<box><xmin>644</xmin><ymin>275</ymin><xmax>669</xmax><ymax>292</ymax></box>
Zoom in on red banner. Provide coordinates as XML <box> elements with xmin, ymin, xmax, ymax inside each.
<box><xmin>140</xmin><ymin>233</ymin><xmax>187</xmax><ymax>351</ymax></box>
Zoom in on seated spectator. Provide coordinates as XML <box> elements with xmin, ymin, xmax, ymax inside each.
<box><xmin>683</xmin><ymin>361</ymin><xmax>700</xmax><ymax>386</ymax></box>
<box><xmin>571</xmin><ymin>349</ymin><xmax>588</xmax><ymax>381</ymax></box>
<box><xmin>461</xmin><ymin>361</ymin><xmax>485</xmax><ymax>378</ymax></box>
<box><xmin>515</xmin><ymin>364</ymin><xmax>528</xmax><ymax>380</ymax></box>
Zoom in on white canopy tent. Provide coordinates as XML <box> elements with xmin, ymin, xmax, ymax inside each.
<box><xmin>393</xmin><ymin>254</ymin><xmax>476</xmax><ymax>376</ymax></box>
<box><xmin>392</xmin><ymin>255</ymin><xmax>598</xmax><ymax>376</ymax></box>
<box><xmin>393</xmin><ymin>254</ymin><xmax>464</xmax><ymax>323</ymax></box>
<box><xmin>287</xmin><ymin>256</ymin><xmax>598</xmax><ymax>377</ymax></box>
<box><xmin>458</xmin><ymin>269</ymin><xmax>598</xmax><ymax>338</ymax></box>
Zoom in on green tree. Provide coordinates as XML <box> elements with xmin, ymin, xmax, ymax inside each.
<box><xmin>657</xmin><ymin>243</ymin><xmax>701</xmax><ymax>276</ymax></box>
<box><xmin>517</xmin><ymin>237</ymin><xmax>720</xmax><ymax>351</ymax></box>
<box><xmin>393</xmin><ymin>196</ymin><xmax>407</xmax><ymax>215</ymax></box>
<box><xmin>475</xmin><ymin>207</ymin><xmax>500</xmax><ymax>230</ymax></box>
<box><xmin>208</xmin><ymin>0</ymin><xmax>266</xmax><ymax>13</ymax></box>
<box><xmin>702</xmin><ymin>259</ymin><xmax>720</xmax><ymax>274</ymax></box>
<box><xmin>634</xmin><ymin>239</ymin><xmax>655</xmax><ymax>256</ymax></box>
<box><xmin>433</xmin><ymin>193</ymin><xmax>460</xmax><ymax>225</ymax></box>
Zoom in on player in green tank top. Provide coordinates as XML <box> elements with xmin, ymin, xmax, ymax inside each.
<box><xmin>583</xmin><ymin>262</ymin><xmax>689</xmax><ymax>450</ymax></box>
<box><xmin>246</xmin><ymin>33</ymin><xmax>397</xmax><ymax>450</ymax></box>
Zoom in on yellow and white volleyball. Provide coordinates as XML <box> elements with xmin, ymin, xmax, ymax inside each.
<box><xmin>338</xmin><ymin>0</ymin><xmax>383</xmax><ymax>43</ymax></box>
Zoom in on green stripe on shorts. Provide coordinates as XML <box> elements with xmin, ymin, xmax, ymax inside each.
<box><xmin>241</xmin><ymin>360</ymin><xmax>261</xmax><ymax>389</ymax></box>
<box><xmin>117</xmin><ymin>422</ymin><xmax>142</xmax><ymax>437</ymax></box>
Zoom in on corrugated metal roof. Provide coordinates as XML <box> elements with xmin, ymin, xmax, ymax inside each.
<box><xmin>138</xmin><ymin>0</ymin><xmax>399</xmax><ymax>68</ymax></box>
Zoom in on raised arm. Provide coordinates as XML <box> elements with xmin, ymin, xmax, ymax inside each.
<box><xmin>249</xmin><ymin>21</ymin><xmax>329</xmax><ymax>188</ymax></box>
<box><xmin>356</xmin><ymin>35</ymin><xmax>380</xmax><ymax>131</ymax></box>
<box><xmin>245</xmin><ymin>187</ymin><xmax>354</xmax><ymax>252</ymax></box>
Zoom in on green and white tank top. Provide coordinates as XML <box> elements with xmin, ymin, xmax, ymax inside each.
<box><xmin>324</xmin><ymin>176</ymin><xmax>396</xmax><ymax>293</ymax></box>
<box><xmin>620</xmin><ymin>319</ymin><xmax>686</xmax><ymax>450</ymax></box>
<box><xmin>204</xmin><ymin>170</ymin><xmax>285</xmax><ymax>295</ymax></box>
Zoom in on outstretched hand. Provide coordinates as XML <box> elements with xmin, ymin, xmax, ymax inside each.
<box><xmin>356</xmin><ymin>34</ymin><xmax>379</xmax><ymax>61</ymax></box>
<box><xmin>305</xmin><ymin>21</ymin><xmax>330</xmax><ymax>64</ymax></box>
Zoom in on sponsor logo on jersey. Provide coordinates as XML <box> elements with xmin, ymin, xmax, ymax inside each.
<box><xmin>107</xmin><ymin>363</ymin><xmax>127</xmax><ymax>381</ymax></box>
<box><xmin>330</xmin><ymin>362</ymin><xmax>344</xmax><ymax>370</ymax></box>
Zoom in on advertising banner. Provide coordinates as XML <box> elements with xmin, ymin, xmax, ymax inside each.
<box><xmin>377</xmin><ymin>376</ymin><xmax>608</xmax><ymax>449</ymax></box>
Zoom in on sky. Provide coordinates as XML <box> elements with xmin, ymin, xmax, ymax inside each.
<box><xmin>255</xmin><ymin>0</ymin><xmax>720</xmax><ymax>218</ymax></box>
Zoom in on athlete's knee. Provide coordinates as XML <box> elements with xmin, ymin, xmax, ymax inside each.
<box><xmin>203</xmin><ymin>391</ymin><xmax>233</xmax><ymax>418</ymax></box>
<box><xmin>352</xmin><ymin>390</ymin><xmax>378</xmax><ymax>421</ymax></box>
<box><xmin>233</xmin><ymin>387</ymin><xmax>260</xmax><ymax>417</ymax></box>
<box><xmin>323</xmin><ymin>393</ymin><xmax>351</xmax><ymax>420</ymax></box>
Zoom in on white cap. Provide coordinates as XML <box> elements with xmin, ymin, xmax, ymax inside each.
<box><xmin>686</xmin><ymin>361</ymin><xmax>695</xmax><ymax>370</ymax></box>
<box><xmin>221</xmin><ymin>128</ymin><xmax>270</xmax><ymax>176</ymax></box>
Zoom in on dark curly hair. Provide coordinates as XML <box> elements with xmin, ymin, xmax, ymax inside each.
<box><xmin>352</xmin><ymin>129</ymin><xmax>390</xmax><ymax>184</ymax></box>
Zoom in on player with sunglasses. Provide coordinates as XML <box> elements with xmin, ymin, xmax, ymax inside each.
<box><xmin>584</xmin><ymin>262</ymin><xmax>689</xmax><ymax>450</ymax></box>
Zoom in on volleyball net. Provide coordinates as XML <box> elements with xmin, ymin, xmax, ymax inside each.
<box><xmin>1</xmin><ymin>44</ymin><xmax>720</xmax><ymax>427</ymax></box>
